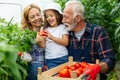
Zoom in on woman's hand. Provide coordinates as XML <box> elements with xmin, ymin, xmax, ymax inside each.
<box><xmin>36</xmin><ymin>31</ymin><xmax>47</xmax><ymax>48</ymax></box>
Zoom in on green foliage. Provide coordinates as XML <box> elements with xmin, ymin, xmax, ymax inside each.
<box><xmin>0</xmin><ymin>41</ymin><xmax>27</xmax><ymax>80</ymax></box>
<box><xmin>0</xmin><ymin>18</ymin><xmax>37</xmax><ymax>80</ymax></box>
<box><xmin>0</xmin><ymin>18</ymin><xmax>37</xmax><ymax>52</ymax></box>
<box><xmin>53</xmin><ymin>0</ymin><xmax>68</xmax><ymax>11</ymax></box>
<box><xmin>115</xmin><ymin>25</ymin><xmax>120</xmax><ymax>61</ymax></box>
<box><xmin>81</xmin><ymin>0</ymin><xmax>120</xmax><ymax>61</ymax></box>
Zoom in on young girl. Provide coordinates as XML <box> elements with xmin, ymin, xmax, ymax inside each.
<box><xmin>37</xmin><ymin>3</ymin><xmax>69</xmax><ymax>69</ymax></box>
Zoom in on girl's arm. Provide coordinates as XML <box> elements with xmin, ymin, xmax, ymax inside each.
<box><xmin>47</xmin><ymin>31</ymin><xmax>69</xmax><ymax>46</ymax></box>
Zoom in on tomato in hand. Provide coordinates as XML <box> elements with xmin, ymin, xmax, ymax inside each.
<box><xmin>38</xmin><ymin>30</ymin><xmax>48</xmax><ymax>36</ymax></box>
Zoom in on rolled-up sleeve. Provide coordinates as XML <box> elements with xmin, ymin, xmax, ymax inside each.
<box><xmin>97</xmin><ymin>27</ymin><xmax>115</xmax><ymax>72</ymax></box>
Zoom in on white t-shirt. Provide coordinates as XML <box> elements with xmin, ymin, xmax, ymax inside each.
<box><xmin>45</xmin><ymin>24</ymin><xmax>69</xmax><ymax>59</ymax></box>
<box><xmin>75</xmin><ymin>27</ymin><xmax>85</xmax><ymax>41</ymax></box>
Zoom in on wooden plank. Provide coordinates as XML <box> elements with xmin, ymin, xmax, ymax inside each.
<box><xmin>38</xmin><ymin>75</ymin><xmax>83</xmax><ymax>80</ymax></box>
<box><xmin>96</xmin><ymin>59</ymin><xmax>100</xmax><ymax>80</ymax></box>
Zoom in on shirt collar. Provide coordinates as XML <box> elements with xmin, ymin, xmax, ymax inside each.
<box><xmin>85</xmin><ymin>21</ymin><xmax>92</xmax><ymax>34</ymax></box>
<box><xmin>69</xmin><ymin>21</ymin><xmax>92</xmax><ymax>35</ymax></box>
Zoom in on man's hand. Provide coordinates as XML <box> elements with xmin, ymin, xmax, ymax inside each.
<box><xmin>80</xmin><ymin>64</ymin><xmax>100</xmax><ymax>80</ymax></box>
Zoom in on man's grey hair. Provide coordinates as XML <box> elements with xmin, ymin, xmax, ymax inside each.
<box><xmin>65</xmin><ymin>0</ymin><xmax>85</xmax><ymax>19</ymax></box>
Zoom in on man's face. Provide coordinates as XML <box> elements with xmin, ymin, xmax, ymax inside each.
<box><xmin>62</xmin><ymin>7</ymin><xmax>77</xmax><ymax>31</ymax></box>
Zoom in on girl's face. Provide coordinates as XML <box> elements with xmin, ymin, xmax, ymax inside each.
<box><xmin>45</xmin><ymin>10</ymin><xmax>58</xmax><ymax>27</ymax></box>
<box><xmin>28</xmin><ymin>8</ymin><xmax>43</xmax><ymax>27</ymax></box>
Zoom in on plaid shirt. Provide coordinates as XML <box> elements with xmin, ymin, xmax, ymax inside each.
<box><xmin>67</xmin><ymin>21</ymin><xmax>115</xmax><ymax>72</ymax></box>
<box><xmin>26</xmin><ymin>44</ymin><xmax>46</xmax><ymax>80</ymax></box>
<box><xmin>30</xmin><ymin>44</ymin><xmax>45</xmax><ymax>63</ymax></box>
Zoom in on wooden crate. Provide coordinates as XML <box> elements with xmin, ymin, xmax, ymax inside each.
<box><xmin>37</xmin><ymin>56</ymin><xmax>100</xmax><ymax>80</ymax></box>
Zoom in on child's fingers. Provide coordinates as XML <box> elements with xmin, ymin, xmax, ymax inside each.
<box><xmin>38</xmin><ymin>30</ymin><xmax>48</xmax><ymax>36</ymax></box>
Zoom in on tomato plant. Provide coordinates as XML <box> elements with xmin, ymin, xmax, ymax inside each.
<box><xmin>0</xmin><ymin>18</ymin><xmax>29</xmax><ymax>80</ymax></box>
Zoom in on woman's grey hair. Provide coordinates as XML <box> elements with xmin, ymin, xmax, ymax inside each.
<box><xmin>65</xmin><ymin>0</ymin><xmax>85</xmax><ymax>19</ymax></box>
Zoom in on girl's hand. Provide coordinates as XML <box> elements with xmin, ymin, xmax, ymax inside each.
<box><xmin>46</xmin><ymin>30</ymin><xmax>53</xmax><ymax>40</ymax></box>
<box><xmin>38</xmin><ymin>30</ymin><xmax>48</xmax><ymax>36</ymax></box>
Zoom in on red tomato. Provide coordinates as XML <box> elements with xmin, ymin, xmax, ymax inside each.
<box><xmin>59</xmin><ymin>66</ymin><xmax>70</xmax><ymax>78</ymax></box>
<box><xmin>43</xmin><ymin>65</ymin><xmax>48</xmax><ymax>71</ymax></box>
<box><xmin>64</xmin><ymin>66</ymin><xmax>70</xmax><ymax>70</ymax></box>
<box><xmin>78</xmin><ymin>67</ymin><xmax>83</xmax><ymax>73</ymax></box>
<box><xmin>59</xmin><ymin>70</ymin><xmax>65</xmax><ymax>77</ymax></box>
<box><xmin>38</xmin><ymin>32</ymin><xmax>41</xmax><ymax>35</ymax></box>
<box><xmin>70</xmin><ymin>65</ymin><xmax>77</xmax><ymax>71</ymax></box>
<box><xmin>18</xmin><ymin>51</ymin><xmax>22</xmax><ymax>56</ymax></box>
<box><xmin>80</xmin><ymin>61</ymin><xmax>87</xmax><ymax>68</ymax></box>
<box><xmin>86</xmin><ymin>63</ymin><xmax>90</xmax><ymax>67</ymax></box>
<box><xmin>74</xmin><ymin>62</ymin><xmax>81</xmax><ymax>68</ymax></box>
<box><xmin>82</xmin><ymin>67</ymin><xmax>86</xmax><ymax>72</ymax></box>
<box><xmin>75</xmin><ymin>68</ymin><xmax>82</xmax><ymax>77</ymax></box>
<box><xmin>38</xmin><ymin>30</ymin><xmax>48</xmax><ymax>36</ymax></box>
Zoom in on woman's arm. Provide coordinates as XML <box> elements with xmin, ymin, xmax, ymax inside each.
<box><xmin>36</xmin><ymin>33</ymin><xmax>46</xmax><ymax>48</ymax></box>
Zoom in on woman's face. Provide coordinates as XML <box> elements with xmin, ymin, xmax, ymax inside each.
<box><xmin>28</xmin><ymin>8</ymin><xmax>43</xmax><ymax>27</ymax></box>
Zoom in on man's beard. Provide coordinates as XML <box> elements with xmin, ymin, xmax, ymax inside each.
<box><xmin>64</xmin><ymin>18</ymin><xmax>77</xmax><ymax>31</ymax></box>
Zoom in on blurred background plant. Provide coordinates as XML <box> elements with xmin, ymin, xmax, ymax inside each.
<box><xmin>0</xmin><ymin>18</ymin><xmax>37</xmax><ymax>80</ymax></box>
